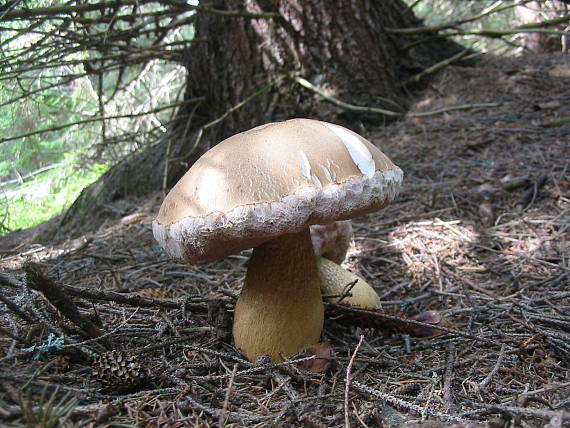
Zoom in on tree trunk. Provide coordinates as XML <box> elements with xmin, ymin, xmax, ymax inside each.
<box><xmin>59</xmin><ymin>0</ymin><xmax>461</xmax><ymax>235</ymax></box>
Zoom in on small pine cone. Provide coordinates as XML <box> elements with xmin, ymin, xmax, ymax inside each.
<box><xmin>92</xmin><ymin>350</ymin><xmax>148</xmax><ymax>392</ymax></box>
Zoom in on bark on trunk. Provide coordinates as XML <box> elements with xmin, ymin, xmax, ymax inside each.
<box><xmin>59</xmin><ymin>0</ymin><xmax>461</xmax><ymax>235</ymax></box>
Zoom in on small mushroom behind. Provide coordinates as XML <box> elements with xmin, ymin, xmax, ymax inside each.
<box><xmin>317</xmin><ymin>257</ymin><xmax>380</xmax><ymax>309</ymax></box>
<box><xmin>153</xmin><ymin>119</ymin><xmax>402</xmax><ymax>362</ymax></box>
<box><xmin>311</xmin><ymin>221</ymin><xmax>381</xmax><ymax>309</ymax></box>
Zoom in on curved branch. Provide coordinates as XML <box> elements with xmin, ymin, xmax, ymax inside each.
<box><xmin>292</xmin><ymin>76</ymin><xmax>403</xmax><ymax>117</ymax></box>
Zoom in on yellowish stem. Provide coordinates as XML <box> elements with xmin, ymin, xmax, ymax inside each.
<box><xmin>233</xmin><ymin>228</ymin><xmax>324</xmax><ymax>362</ymax></box>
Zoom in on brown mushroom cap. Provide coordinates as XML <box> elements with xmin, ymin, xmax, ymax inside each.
<box><xmin>153</xmin><ymin>119</ymin><xmax>402</xmax><ymax>263</ymax></box>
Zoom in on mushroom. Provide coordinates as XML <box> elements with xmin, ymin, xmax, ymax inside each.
<box><xmin>317</xmin><ymin>257</ymin><xmax>380</xmax><ymax>309</ymax></box>
<box><xmin>311</xmin><ymin>221</ymin><xmax>381</xmax><ymax>309</ymax></box>
<box><xmin>153</xmin><ymin>118</ymin><xmax>402</xmax><ymax>362</ymax></box>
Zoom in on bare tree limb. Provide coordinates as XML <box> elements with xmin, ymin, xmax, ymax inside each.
<box><xmin>23</xmin><ymin>262</ymin><xmax>111</xmax><ymax>348</ymax></box>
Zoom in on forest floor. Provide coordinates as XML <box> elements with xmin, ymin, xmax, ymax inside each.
<box><xmin>0</xmin><ymin>53</ymin><xmax>569</xmax><ymax>427</ymax></box>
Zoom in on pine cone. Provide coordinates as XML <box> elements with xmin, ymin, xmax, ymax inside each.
<box><xmin>91</xmin><ymin>350</ymin><xmax>148</xmax><ymax>392</ymax></box>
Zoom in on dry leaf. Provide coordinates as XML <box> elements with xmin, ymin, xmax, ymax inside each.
<box><xmin>298</xmin><ymin>342</ymin><xmax>332</xmax><ymax>373</ymax></box>
<box><xmin>410</xmin><ymin>310</ymin><xmax>449</xmax><ymax>338</ymax></box>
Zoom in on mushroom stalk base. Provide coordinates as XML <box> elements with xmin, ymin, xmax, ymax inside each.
<box><xmin>233</xmin><ymin>228</ymin><xmax>324</xmax><ymax>362</ymax></box>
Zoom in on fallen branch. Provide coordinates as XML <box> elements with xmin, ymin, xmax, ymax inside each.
<box><xmin>56</xmin><ymin>283</ymin><xmax>223</xmax><ymax>311</ymax></box>
<box><xmin>407</xmin><ymin>102</ymin><xmax>502</xmax><ymax>118</ymax></box>
<box><xmin>462</xmin><ymin>401</ymin><xmax>570</xmax><ymax>423</ymax></box>
<box><xmin>218</xmin><ymin>363</ymin><xmax>238</xmax><ymax>426</ymax></box>
<box><xmin>23</xmin><ymin>262</ymin><xmax>111</xmax><ymax>348</ymax></box>
<box><xmin>473</xmin><ymin>243</ymin><xmax>570</xmax><ymax>272</ymax></box>
<box><xmin>292</xmin><ymin>76</ymin><xmax>403</xmax><ymax>117</ymax></box>
<box><xmin>478</xmin><ymin>344</ymin><xmax>506</xmax><ymax>391</ymax></box>
<box><xmin>327</xmin><ymin>303</ymin><xmax>503</xmax><ymax>345</ymax></box>
<box><xmin>352</xmin><ymin>380</ymin><xmax>469</xmax><ymax>422</ymax></box>
<box><xmin>403</xmin><ymin>48</ymin><xmax>471</xmax><ymax>85</ymax></box>
<box><xmin>517</xmin><ymin>174</ymin><xmax>548</xmax><ymax>210</ymax></box>
<box><xmin>345</xmin><ymin>335</ymin><xmax>364</xmax><ymax>428</ymax></box>
<box><xmin>293</xmin><ymin>74</ymin><xmax>502</xmax><ymax>119</ymax></box>
<box><xmin>0</xmin><ymin>291</ymin><xmax>35</xmax><ymax>324</ymax></box>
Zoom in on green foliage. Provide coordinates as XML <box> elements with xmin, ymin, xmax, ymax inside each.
<box><xmin>0</xmin><ymin>69</ymin><xmax>100</xmax><ymax>182</ymax></box>
<box><xmin>405</xmin><ymin>0</ymin><xmax>520</xmax><ymax>54</ymax></box>
<box><xmin>16</xmin><ymin>385</ymin><xmax>78</xmax><ymax>428</ymax></box>
<box><xmin>1</xmin><ymin>163</ymin><xmax>108</xmax><ymax>235</ymax></box>
<box><xmin>0</xmin><ymin>0</ymin><xmax>194</xmax><ymax>235</ymax></box>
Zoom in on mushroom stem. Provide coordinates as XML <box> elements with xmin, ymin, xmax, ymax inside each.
<box><xmin>233</xmin><ymin>228</ymin><xmax>324</xmax><ymax>362</ymax></box>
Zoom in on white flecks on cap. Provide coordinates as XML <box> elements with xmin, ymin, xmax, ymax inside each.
<box><xmin>320</xmin><ymin>165</ymin><xmax>333</xmax><ymax>183</ymax></box>
<box><xmin>299</xmin><ymin>150</ymin><xmax>312</xmax><ymax>182</ymax></box>
<box><xmin>194</xmin><ymin>164</ymin><xmax>226</xmax><ymax>209</ymax></box>
<box><xmin>324</xmin><ymin>123</ymin><xmax>375</xmax><ymax>178</ymax></box>
<box><xmin>311</xmin><ymin>174</ymin><xmax>322</xmax><ymax>188</ymax></box>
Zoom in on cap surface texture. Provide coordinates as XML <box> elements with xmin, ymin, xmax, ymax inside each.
<box><xmin>153</xmin><ymin>119</ymin><xmax>403</xmax><ymax>263</ymax></box>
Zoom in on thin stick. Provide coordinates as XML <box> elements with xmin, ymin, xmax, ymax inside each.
<box><xmin>58</xmin><ymin>282</ymin><xmax>215</xmax><ymax>310</ymax></box>
<box><xmin>443</xmin><ymin>342</ymin><xmax>456</xmax><ymax>412</ymax></box>
<box><xmin>407</xmin><ymin>102</ymin><xmax>502</xmax><ymax>118</ymax></box>
<box><xmin>191</xmin><ymin>76</ymin><xmax>285</xmax><ymax>152</ymax></box>
<box><xmin>219</xmin><ymin>363</ymin><xmax>238</xmax><ymax>426</ymax></box>
<box><xmin>461</xmin><ymin>402</ymin><xmax>570</xmax><ymax>422</ymax></box>
<box><xmin>473</xmin><ymin>244</ymin><xmax>570</xmax><ymax>272</ymax></box>
<box><xmin>541</xmin><ymin>116</ymin><xmax>570</xmax><ymax>128</ymax></box>
<box><xmin>60</xmin><ymin>309</ymin><xmax>139</xmax><ymax>349</ymax></box>
<box><xmin>352</xmin><ymin>380</ymin><xmax>469</xmax><ymax>422</ymax></box>
<box><xmin>478</xmin><ymin>344</ymin><xmax>506</xmax><ymax>391</ymax></box>
<box><xmin>0</xmin><ymin>98</ymin><xmax>205</xmax><ymax>145</ymax></box>
<box><xmin>292</xmin><ymin>76</ymin><xmax>402</xmax><ymax>117</ymax></box>
<box><xmin>294</xmin><ymin>74</ymin><xmax>502</xmax><ymax>119</ymax></box>
<box><xmin>194</xmin><ymin>5</ymin><xmax>281</xmax><ymax>19</ymax></box>
<box><xmin>328</xmin><ymin>303</ymin><xmax>503</xmax><ymax>345</ymax></box>
<box><xmin>345</xmin><ymin>335</ymin><xmax>364</xmax><ymax>428</ymax></box>
<box><xmin>337</xmin><ymin>279</ymin><xmax>359</xmax><ymax>304</ymax></box>
<box><xmin>403</xmin><ymin>48</ymin><xmax>470</xmax><ymax>84</ymax></box>
<box><xmin>387</xmin><ymin>10</ymin><xmax>570</xmax><ymax>35</ymax></box>
<box><xmin>186</xmin><ymin>355</ymin><xmax>317</xmax><ymax>382</ymax></box>
<box><xmin>161</xmin><ymin>137</ymin><xmax>172</xmax><ymax>193</ymax></box>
